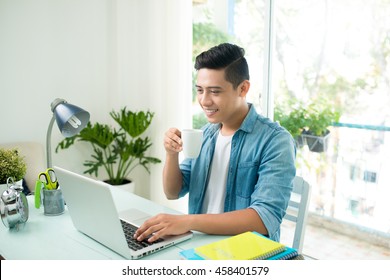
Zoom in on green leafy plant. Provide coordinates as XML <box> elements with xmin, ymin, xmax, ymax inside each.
<box><xmin>305</xmin><ymin>102</ymin><xmax>340</xmax><ymax>136</ymax></box>
<box><xmin>274</xmin><ymin>104</ymin><xmax>306</xmax><ymax>139</ymax></box>
<box><xmin>301</xmin><ymin>101</ymin><xmax>341</xmax><ymax>153</ymax></box>
<box><xmin>275</xmin><ymin>99</ymin><xmax>341</xmax><ymax>152</ymax></box>
<box><xmin>0</xmin><ymin>148</ymin><xmax>27</xmax><ymax>184</ymax></box>
<box><xmin>56</xmin><ymin>108</ymin><xmax>161</xmax><ymax>186</ymax></box>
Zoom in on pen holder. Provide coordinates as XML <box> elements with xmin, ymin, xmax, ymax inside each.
<box><xmin>35</xmin><ymin>180</ymin><xmax>65</xmax><ymax>216</ymax></box>
<box><xmin>42</xmin><ymin>188</ymin><xmax>65</xmax><ymax>216</ymax></box>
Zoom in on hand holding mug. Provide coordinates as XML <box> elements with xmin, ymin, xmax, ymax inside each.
<box><xmin>164</xmin><ymin>128</ymin><xmax>183</xmax><ymax>154</ymax></box>
<box><xmin>164</xmin><ymin>128</ymin><xmax>203</xmax><ymax>158</ymax></box>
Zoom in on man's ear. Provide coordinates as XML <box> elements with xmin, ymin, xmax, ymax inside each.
<box><xmin>239</xmin><ymin>80</ymin><xmax>250</xmax><ymax>97</ymax></box>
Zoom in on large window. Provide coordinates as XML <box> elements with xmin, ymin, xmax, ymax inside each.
<box><xmin>273</xmin><ymin>0</ymin><xmax>390</xmax><ymax>234</ymax></box>
<box><xmin>193</xmin><ymin>0</ymin><xmax>390</xmax><ymax>244</ymax></box>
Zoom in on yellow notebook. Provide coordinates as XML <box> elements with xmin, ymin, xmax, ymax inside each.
<box><xmin>194</xmin><ymin>231</ymin><xmax>285</xmax><ymax>260</ymax></box>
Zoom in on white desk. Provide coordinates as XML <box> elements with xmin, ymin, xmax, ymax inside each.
<box><xmin>0</xmin><ymin>187</ymin><xmax>224</xmax><ymax>260</ymax></box>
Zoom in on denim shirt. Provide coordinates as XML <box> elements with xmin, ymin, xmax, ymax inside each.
<box><xmin>179</xmin><ymin>104</ymin><xmax>296</xmax><ymax>241</ymax></box>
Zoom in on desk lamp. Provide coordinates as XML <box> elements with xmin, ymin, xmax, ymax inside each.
<box><xmin>46</xmin><ymin>98</ymin><xmax>90</xmax><ymax>168</ymax></box>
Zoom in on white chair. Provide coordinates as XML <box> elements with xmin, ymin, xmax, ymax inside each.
<box><xmin>283</xmin><ymin>176</ymin><xmax>312</xmax><ymax>254</ymax></box>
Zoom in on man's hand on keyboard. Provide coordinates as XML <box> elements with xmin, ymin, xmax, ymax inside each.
<box><xmin>134</xmin><ymin>214</ymin><xmax>191</xmax><ymax>243</ymax></box>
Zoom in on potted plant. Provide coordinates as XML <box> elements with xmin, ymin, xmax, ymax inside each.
<box><xmin>55</xmin><ymin>107</ymin><xmax>161</xmax><ymax>189</ymax></box>
<box><xmin>0</xmin><ymin>147</ymin><xmax>27</xmax><ymax>193</ymax></box>
<box><xmin>274</xmin><ymin>104</ymin><xmax>306</xmax><ymax>148</ymax></box>
<box><xmin>303</xmin><ymin>103</ymin><xmax>340</xmax><ymax>153</ymax></box>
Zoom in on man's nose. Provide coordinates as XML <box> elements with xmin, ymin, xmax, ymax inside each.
<box><xmin>199</xmin><ymin>92</ymin><xmax>212</xmax><ymax>106</ymax></box>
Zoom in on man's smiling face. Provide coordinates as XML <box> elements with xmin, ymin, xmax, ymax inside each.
<box><xmin>196</xmin><ymin>68</ymin><xmax>247</xmax><ymax>129</ymax></box>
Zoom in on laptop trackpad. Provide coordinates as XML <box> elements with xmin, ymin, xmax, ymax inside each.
<box><xmin>119</xmin><ymin>208</ymin><xmax>151</xmax><ymax>226</ymax></box>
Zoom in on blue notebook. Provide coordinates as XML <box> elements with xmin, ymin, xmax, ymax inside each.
<box><xmin>179</xmin><ymin>248</ymin><xmax>204</xmax><ymax>260</ymax></box>
<box><xmin>267</xmin><ymin>246</ymin><xmax>298</xmax><ymax>260</ymax></box>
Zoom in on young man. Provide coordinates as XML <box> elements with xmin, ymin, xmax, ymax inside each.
<box><xmin>134</xmin><ymin>43</ymin><xmax>296</xmax><ymax>243</ymax></box>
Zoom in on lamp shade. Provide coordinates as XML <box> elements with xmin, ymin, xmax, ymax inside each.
<box><xmin>46</xmin><ymin>98</ymin><xmax>90</xmax><ymax>167</ymax></box>
<box><xmin>51</xmin><ymin>98</ymin><xmax>90</xmax><ymax>137</ymax></box>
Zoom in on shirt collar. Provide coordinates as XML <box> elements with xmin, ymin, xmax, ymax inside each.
<box><xmin>238</xmin><ymin>103</ymin><xmax>257</xmax><ymax>133</ymax></box>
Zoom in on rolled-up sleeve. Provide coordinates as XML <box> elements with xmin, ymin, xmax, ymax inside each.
<box><xmin>248</xmin><ymin>129</ymin><xmax>296</xmax><ymax>241</ymax></box>
<box><xmin>178</xmin><ymin>158</ymin><xmax>191</xmax><ymax>198</ymax></box>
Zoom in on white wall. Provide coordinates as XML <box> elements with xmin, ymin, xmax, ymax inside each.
<box><xmin>0</xmin><ymin>0</ymin><xmax>192</xmax><ymax>212</ymax></box>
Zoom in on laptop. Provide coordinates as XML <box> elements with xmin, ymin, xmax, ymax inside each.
<box><xmin>54</xmin><ymin>166</ymin><xmax>193</xmax><ymax>259</ymax></box>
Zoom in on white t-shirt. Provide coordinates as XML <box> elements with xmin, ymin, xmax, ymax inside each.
<box><xmin>201</xmin><ymin>131</ymin><xmax>233</xmax><ymax>214</ymax></box>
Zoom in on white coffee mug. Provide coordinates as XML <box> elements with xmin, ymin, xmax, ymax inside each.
<box><xmin>181</xmin><ymin>129</ymin><xmax>203</xmax><ymax>158</ymax></box>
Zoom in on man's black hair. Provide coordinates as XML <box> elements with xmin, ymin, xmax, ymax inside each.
<box><xmin>194</xmin><ymin>43</ymin><xmax>250</xmax><ymax>89</ymax></box>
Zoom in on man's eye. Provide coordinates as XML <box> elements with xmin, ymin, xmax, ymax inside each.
<box><xmin>210</xmin><ymin>90</ymin><xmax>220</xmax><ymax>94</ymax></box>
<box><xmin>196</xmin><ymin>89</ymin><xmax>203</xmax><ymax>94</ymax></box>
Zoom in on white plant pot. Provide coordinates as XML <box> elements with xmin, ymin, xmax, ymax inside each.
<box><xmin>113</xmin><ymin>180</ymin><xmax>135</xmax><ymax>193</ymax></box>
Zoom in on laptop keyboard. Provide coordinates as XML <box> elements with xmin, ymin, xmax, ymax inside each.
<box><xmin>120</xmin><ymin>220</ymin><xmax>163</xmax><ymax>251</ymax></box>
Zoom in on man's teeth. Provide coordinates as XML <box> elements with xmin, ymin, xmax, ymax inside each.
<box><xmin>205</xmin><ymin>109</ymin><xmax>218</xmax><ymax>113</ymax></box>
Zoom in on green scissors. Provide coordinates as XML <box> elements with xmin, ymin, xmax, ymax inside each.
<box><xmin>38</xmin><ymin>168</ymin><xmax>58</xmax><ymax>190</ymax></box>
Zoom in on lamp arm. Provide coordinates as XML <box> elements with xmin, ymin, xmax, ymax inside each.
<box><xmin>46</xmin><ymin>115</ymin><xmax>56</xmax><ymax>168</ymax></box>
